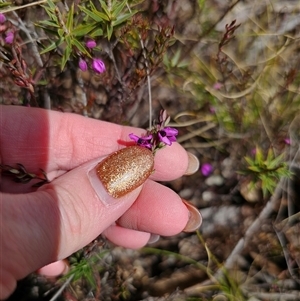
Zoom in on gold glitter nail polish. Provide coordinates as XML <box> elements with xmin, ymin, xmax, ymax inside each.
<box><xmin>96</xmin><ymin>146</ymin><xmax>154</xmax><ymax>198</ymax></box>
<box><xmin>182</xmin><ymin>199</ymin><xmax>202</xmax><ymax>232</ymax></box>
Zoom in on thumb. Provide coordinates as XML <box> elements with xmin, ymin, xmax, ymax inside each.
<box><xmin>43</xmin><ymin>146</ymin><xmax>154</xmax><ymax>259</ymax></box>
<box><xmin>1</xmin><ymin>147</ymin><xmax>153</xmax><ymax>298</ymax></box>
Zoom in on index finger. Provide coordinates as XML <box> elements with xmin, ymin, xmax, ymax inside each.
<box><xmin>0</xmin><ymin>106</ymin><xmax>188</xmax><ymax>181</ymax></box>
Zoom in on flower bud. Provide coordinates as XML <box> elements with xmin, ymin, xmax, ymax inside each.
<box><xmin>86</xmin><ymin>39</ymin><xmax>96</xmax><ymax>49</ymax></box>
<box><xmin>78</xmin><ymin>58</ymin><xmax>88</xmax><ymax>71</ymax></box>
<box><xmin>92</xmin><ymin>58</ymin><xmax>105</xmax><ymax>74</ymax></box>
<box><xmin>5</xmin><ymin>32</ymin><xmax>14</xmax><ymax>44</ymax></box>
<box><xmin>0</xmin><ymin>13</ymin><xmax>6</xmax><ymax>24</ymax></box>
<box><xmin>201</xmin><ymin>163</ymin><xmax>213</xmax><ymax>177</ymax></box>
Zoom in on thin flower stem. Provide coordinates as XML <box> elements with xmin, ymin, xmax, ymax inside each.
<box><xmin>12</xmin><ymin>11</ymin><xmax>43</xmax><ymax>67</ymax></box>
<box><xmin>108</xmin><ymin>44</ymin><xmax>123</xmax><ymax>86</ymax></box>
<box><xmin>0</xmin><ymin>0</ymin><xmax>47</xmax><ymax>13</ymax></box>
<box><xmin>217</xmin><ymin>178</ymin><xmax>283</xmax><ymax>274</ymax></box>
<box><xmin>42</xmin><ymin>89</ymin><xmax>51</xmax><ymax>109</ymax></box>
<box><xmin>273</xmin><ymin>226</ymin><xmax>296</xmax><ymax>278</ymax></box>
<box><xmin>126</xmin><ymin>3</ymin><xmax>152</xmax><ymax>128</ymax></box>
<box><xmin>49</xmin><ymin>274</ymin><xmax>74</xmax><ymax>301</ymax></box>
<box><xmin>77</xmin><ymin>73</ymin><xmax>88</xmax><ymax>117</ymax></box>
<box><xmin>55</xmin><ymin>6</ymin><xmax>68</xmax><ymax>35</ymax></box>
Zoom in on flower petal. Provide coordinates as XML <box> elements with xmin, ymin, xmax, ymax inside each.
<box><xmin>86</xmin><ymin>39</ymin><xmax>96</xmax><ymax>49</ymax></box>
<box><xmin>129</xmin><ymin>133</ymin><xmax>140</xmax><ymax>142</ymax></box>
<box><xmin>164</xmin><ymin>127</ymin><xmax>178</xmax><ymax>136</ymax></box>
<box><xmin>5</xmin><ymin>32</ymin><xmax>14</xmax><ymax>44</ymax></box>
<box><xmin>201</xmin><ymin>163</ymin><xmax>213</xmax><ymax>176</ymax></box>
<box><xmin>0</xmin><ymin>13</ymin><xmax>6</xmax><ymax>24</ymax></box>
<box><xmin>158</xmin><ymin>132</ymin><xmax>171</xmax><ymax>145</ymax></box>
<box><xmin>142</xmin><ymin>134</ymin><xmax>153</xmax><ymax>141</ymax></box>
<box><xmin>92</xmin><ymin>58</ymin><xmax>106</xmax><ymax>73</ymax></box>
<box><xmin>78</xmin><ymin>58</ymin><xmax>88</xmax><ymax>71</ymax></box>
<box><xmin>168</xmin><ymin>136</ymin><xmax>177</xmax><ymax>142</ymax></box>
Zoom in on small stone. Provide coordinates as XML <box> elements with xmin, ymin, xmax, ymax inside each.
<box><xmin>205</xmin><ymin>175</ymin><xmax>224</xmax><ymax>186</ymax></box>
<box><xmin>202</xmin><ymin>191</ymin><xmax>214</xmax><ymax>202</ymax></box>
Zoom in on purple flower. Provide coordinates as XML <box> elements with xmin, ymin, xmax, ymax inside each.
<box><xmin>92</xmin><ymin>58</ymin><xmax>105</xmax><ymax>73</ymax></box>
<box><xmin>5</xmin><ymin>31</ymin><xmax>14</xmax><ymax>44</ymax></box>
<box><xmin>129</xmin><ymin>133</ymin><xmax>153</xmax><ymax>149</ymax></box>
<box><xmin>201</xmin><ymin>163</ymin><xmax>213</xmax><ymax>177</ymax></box>
<box><xmin>209</xmin><ymin>106</ymin><xmax>216</xmax><ymax>114</ymax></box>
<box><xmin>213</xmin><ymin>82</ymin><xmax>223</xmax><ymax>90</ymax></box>
<box><xmin>284</xmin><ymin>138</ymin><xmax>291</xmax><ymax>145</ymax></box>
<box><xmin>78</xmin><ymin>58</ymin><xmax>88</xmax><ymax>71</ymax></box>
<box><xmin>86</xmin><ymin>39</ymin><xmax>96</xmax><ymax>49</ymax></box>
<box><xmin>251</xmin><ymin>148</ymin><xmax>256</xmax><ymax>155</ymax></box>
<box><xmin>158</xmin><ymin>127</ymin><xmax>178</xmax><ymax>146</ymax></box>
<box><xmin>0</xmin><ymin>13</ymin><xmax>6</xmax><ymax>24</ymax></box>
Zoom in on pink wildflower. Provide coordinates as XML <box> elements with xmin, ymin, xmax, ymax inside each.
<box><xmin>78</xmin><ymin>58</ymin><xmax>88</xmax><ymax>71</ymax></box>
<box><xmin>92</xmin><ymin>58</ymin><xmax>105</xmax><ymax>73</ymax></box>
<box><xmin>5</xmin><ymin>31</ymin><xmax>14</xmax><ymax>44</ymax></box>
<box><xmin>0</xmin><ymin>13</ymin><xmax>6</xmax><ymax>24</ymax></box>
<box><xmin>86</xmin><ymin>39</ymin><xmax>97</xmax><ymax>49</ymax></box>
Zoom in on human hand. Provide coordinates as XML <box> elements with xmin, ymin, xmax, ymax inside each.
<box><xmin>0</xmin><ymin>105</ymin><xmax>201</xmax><ymax>299</ymax></box>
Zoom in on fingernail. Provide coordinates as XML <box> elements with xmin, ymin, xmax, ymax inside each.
<box><xmin>182</xmin><ymin>199</ymin><xmax>202</xmax><ymax>232</ymax></box>
<box><xmin>148</xmin><ymin>234</ymin><xmax>160</xmax><ymax>244</ymax></box>
<box><xmin>184</xmin><ymin>152</ymin><xmax>200</xmax><ymax>175</ymax></box>
<box><xmin>94</xmin><ymin>146</ymin><xmax>154</xmax><ymax>199</ymax></box>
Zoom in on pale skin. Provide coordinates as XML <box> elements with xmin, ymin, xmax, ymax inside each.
<box><xmin>0</xmin><ymin>106</ymin><xmax>191</xmax><ymax>299</ymax></box>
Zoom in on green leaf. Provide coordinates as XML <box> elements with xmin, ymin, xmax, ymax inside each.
<box><xmin>94</xmin><ymin>10</ymin><xmax>110</xmax><ymax>21</ymax></box>
<box><xmin>46</xmin><ymin>0</ymin><xmax>56</xmax><ymax>10</ymax></box>
<box><xmin>248</xmin><ymin>166</ymin><xmax>261</xmax><ymax>173</ymax></box>
<box><xmin>61</xmin><ymin>46</ymin><xmax>72</xmax><ymax>70</ymax></box>
<box><xmin>244</xmin><ymin>156</ymin><xmax>254</xmax><ymax>166</ymax></box>
<box><xmin>66</xmin><ymin>4</ymin><xmax>74</xmax><ymax>32</ymax></box>
<box><xmin>79</xmin><ymin>5</ymin><xmax>105</xmax><ymax>22</ymax></box>
<box><xmin>42</xmin><ymin>6</ymin><xmax>58</xmax><ymax>22</ymax></box>
<box><xmin>38</xmin><ymin>20</ymin><xmax>60</xmax><ymax>28</ymax></box>
<box><xmin>65</xmin><ymin>35</ymin><xmax>72</xmax><ymax>47</ymax></box>
<box><xmin>73</xmin><ymin>23</ymin><xmax>96</xmax><ymax>36</ymax></box>
<box><xmin>198</xmin><ymin>0</ymin><xmax>205</xmax><ymax>9</ymax></box>
<box><xmin>106</xmin><ymin>23</ymin><xmax>113</xmax><ymax>40</ymax></box>
<box><xmin>0</xmin><ymin>1</ymin><xmax>12</xmax><ymax>8</ymax></box>
<box><xmin>89</xmin><ymin>1</ymin><xmax>110</xmax><ymax>21</ymax></box>
<box><xmin>112</xmin><ymin>11</ymin><xmax>136</xmax><ymax>27</ymax></box>
<box><xmin>268</xmin><ymin>154</ymin><xmax>284</xmax><ymax>170</ymax></box>
<box><xmin>99</xmin><ymin>0</ymin><xmax>110</xmax><ymax>17</ymax></box>
<box><xmin>40</xmin><ymin>38</ymin><xmax>64</xmax><ymax>54</ymax></box>
<box><xmin>177</xmin><ymin>60</ymin><xmax>189</xmax><ymax>68</ymax></box>
<box><xmin>36</xmin><ymin>27</ymin><xmax>59</xmax><ymax>36</ymax></box>
<box><xmin>72</xmin><ymin>39</ymin><xmax>90</xmax><ymax>56</ymax></box>
<box><xmin>171</xmin><ymin>48</ymin><xmax>181</xmax><ymax>67</ymax></box>
<box><xmin>163</xmin><ymin>52</ymin><xmax>172</xmax><ymax>69</ymax></box>
<box><xmin>111</xmin><ymin>0</ymin><xmax>127</xmax><ymax>18</ymax></box>
<box><xmin>254</xmin><ymin>147</ymin><xmax>263</xmax><ymax>164</ymax></box>
<box><xmin>84</xmin><ymin>267</ymin><xmax>96</xmax><ymax>287</ymax></box>
<box><xmin>58</xmin><ymin>28</ymin><xmax>65</xmax><ymax>38</ymax></box>
<box><xmin>90</xmin><ymin>27</ymin><xmax>104</xmax><ymax>37</ymax></box>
